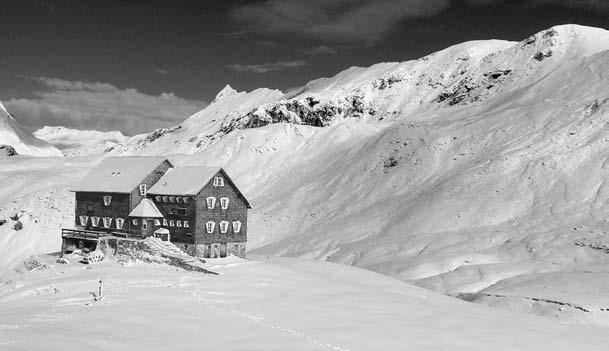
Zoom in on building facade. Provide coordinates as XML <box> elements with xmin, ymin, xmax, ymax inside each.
<box><xmin>69</xmin><ymin>157</ymin><xmax>250</xmax><ymax>258</ymax></box>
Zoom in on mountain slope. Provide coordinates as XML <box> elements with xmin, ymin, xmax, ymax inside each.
<box><xmin>3</xmin><ymin>24</ymin><xmax>609</xmax><ymax>325</ymax></box>
<box><xmin>33</xmin><ymin>126</ymin><xmax>127</xmax><ymax>156</ymax></box>
<box><xmin>0</xmin><ymin>102</ymin><xmax>63</xmax><ymax>157</ymax></box>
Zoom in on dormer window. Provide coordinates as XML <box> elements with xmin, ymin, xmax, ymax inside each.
<box><xmin>103</xmin><ymin>195</ymin><xmax>112</xmax><ymax>206</ymax></box>
<box><xmin>139</xmin><ymin>184</ymin><xmax>147</xmax><ymax>196</ymax></box>
<box><xmin>232</xmin><ymin>221</ymin><xmax>242</xmax><ymax>233</ymax></box>
<box><xmin>213</xmin><ymin>176</ymin><xmax>224</xmax><ymax>187</ymax></box>
<box><xmin>206</xmin><ymin>221</ymin><xmax>215</xmax><ymax>233</ymax></box>
<box><xmin>206</xmin><ymin>197</ymin><xmax>216</xmax><ymax>209</ymax></box>
<box><xmin>220</xmin><ymin>221</ymin><xmax>229</xmax><ymax>233</ymax></box>
<box><xmin>220</xmin><ymin>197</ymin><xmax>229</xmax><ymax>209</ymax></box>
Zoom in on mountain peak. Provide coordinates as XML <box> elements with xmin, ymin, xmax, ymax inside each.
<box><xmin>213</xmin><ymin>84</ymin><xmax>239</xmax><ymax>103</ymax></box>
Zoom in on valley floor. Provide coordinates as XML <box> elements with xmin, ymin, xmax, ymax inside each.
<box><xmin>1</xmin><ymin>255</ymin><xmax>608</xmax><ymax>351</ymax></box>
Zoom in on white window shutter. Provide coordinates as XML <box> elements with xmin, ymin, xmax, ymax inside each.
<box><xmin>220</xmin><ymin>197</ymin><xmax>229</xmax><ymax>209</ymax></box>
<box><xmin>220</xmin><ymin>221</ymin><xmax>229</xmax><ymax>233</ymax></box>
<box><xmin>132</xmin><ymin>218</ymin><xmax>138</xmax><ymax>226</ymax></box>
<box><xmin>232</xmin><ymin>221</ymin><xmax>242</xmax><ymax>233</ymax></box>
<box><xmin>206</xmin><ymin>197</ymin><xmax>216</xmax><ymax>209</ymax></box>
<box><xmin>139</xmin><ymin>184</ymin><xmax>147</xmax><ymax>196</ymax></box>
<box><xmin>184</xmin><ymin>221</ymin><xmax>189</xmax><ymax>228</ymax></box>
<box><xmin>206</xmin><ymin>221</ymin><xmax>215</xmax><ymax>233</ymax></box>
<box><xmin>103</xmin><ymin>195</ymin><xmax>112</xmax><ymax>206</ymax></box>
<box><xmin>102</xmin><ymin>217</ymin><xmax>112</xmax><ymax>228</ymax></box>
<box><xmin>163</xmin><ymin>219</ymin><xmax>168</xmax><ymax>226</ymax></box>
<box><xmin>79</xmin><ymin>215</ymin><xmax>89</xmax><ymax>226</ymax></box>
<box><xmin>177</xmin><ymin>220</ymin><xmax>182</xmax><ymax>227</ymax></box>
<box><xmin>116</xmin><ymin>218</ymin><xmax>124</xmax><ymax>230</ymax></box>
<box><xmin>91</xmin><ymin>216</ymin><xmax>100</xmax><ymax>227</ymax></box>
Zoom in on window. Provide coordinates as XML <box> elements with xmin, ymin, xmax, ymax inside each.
<box><xmin>183</xmin><ymin>197</ymin><xmax>189</xmax><ymax>203</ymax></box>
<box><xmin>154</xmin><ymin>219</ymin><xmax>161</xmax><ymax>226</ymax></box>
<box><xmin>139</xmin><ymin>184</ymin><xmax>147</xmax><ymax>196</ymax></box>
<box><xmin>143</xmin><ymin>221</ymin><xmax>148</xmax><ymax>230</ymax></box>
<box><xmin>91</xmin><ymin>216</ymin><xmax>100</xmax><ymax>227</ymax></box>
<box><xmin>220</xmin><ymin>197</ymin><xmax>229</xmax><ymax>209</ymax></box>
<box><xmin>206</xmin><ymin>221</ymin><xmax>215</xmax><ymax>233</ymax></box>
<box><xmin>86</xmin><ymin>204</ymin><xmax>94</xmax><ymax>212</ymax></box>
<box><xmin>220</xmin><ymin>221</ymin><xmax>229</xmax><ymax>233</ymax></box>
<box><xmin>163</xmin><ymin>219</ymin><xmax>168</xmax><ymax>226</ymax></box>
<box><xmin>232</xmin><ymin>221</ymin><xmax>242</xmax><ymax>233</ymax></box>
<box><xmin>79</xmin><ymin>215</ymin><xmax>89</xmax><ymax>226</ymax></box>
<box><xmin>206</xmin><ymin>197</ymin><xmax>216</xmax><ymax>209</ymax></box>
<box><xmin>177</xmin><ymin>220</ymin><xmax>182</xmax><ymax>227</ymax></box>
<box><xmin>102</xmin><ymin>217</ymin><xmax>112</xmax><ymax>228</ymax></box>
<box><xmin>169</xmin><ymin>196</ymin><xmax>175</xmax><ymax>203</ymax></box>
<box><xmin>155</xmin><ymin>196</ymin><xmax>161</xmax><ymax>202</ymax></box>
<box><xmin>132</xmin><ymin>218</ymin><xmax>139</xmax><ymax>226</ymax></box>
<box><xmin>103</xmin><ymin>195</ymin><xmax>112</xmax><ymax>206</ymax></box>
<box><xmin>116</xmin><ymin>218</ymin><xmax>124</xmax><ymax>230</ymax></box>
<box><xmin>213</xmin><ymin>176</ymin><xmax>224</xmax><ymax>187</ymax></box>
<box><xmin>177</xmin><ymin>208</ymin><xmax>186</xmax><ymax>216</ymax></box>
<box><xmin>184</xmin><ymin>221</ymin><xmax>189</xmax><ymax>228</ymax></box>
<box><xmin>170</xmin><ymin>220</ymin><xmax>175</xmax><ymax>227</ymax></box>
<box><xmin>162</xmin><ymin>196</ymin><xmax>168</xmax><ymax>202</ymax></box>
<box><xmin>176</xmin><ymin>197</ymin><xmax>182</xmax><ymax>203</ymax></box>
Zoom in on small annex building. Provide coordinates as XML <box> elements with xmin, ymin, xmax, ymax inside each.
<box><xmin>65</xmin><ymin>156</ymin><xmax>250</xmax><ymax>258</ymax></box>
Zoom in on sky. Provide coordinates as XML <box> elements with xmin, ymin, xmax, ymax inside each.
<box><xmin>1</xmin><ymin>0</ymin><xmax>607</xmax><ymax>135</ymax></box>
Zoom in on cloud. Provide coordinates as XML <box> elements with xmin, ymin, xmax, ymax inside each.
<box><xmin>231</xmin><ymin>0</ymin><xmax>609</xmax><ymax>46</ymax></box>
<box><xmin>231</xmin><ymin>0</ymin><xmax>451</xmax><ymax>45</ymax></box>
<box><xmin>227</xmin><ymin>60</ymin><xmax>308</xmax><ymax>74</ymax></box>
<box><xmin>4</xmin><ymin>77</ymin><xmax>206</xmax><ymax>135</ymax></box>
<box><xmin>304</xmin><ymin>45</ymin><xmax>338</xmax><ymax>55</ymax></box>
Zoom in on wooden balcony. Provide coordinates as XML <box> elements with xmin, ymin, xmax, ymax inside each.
<box><xmin>62</xmin><ymin>228</ymin><xmax>143</xmax><ymax>241</ymax></box>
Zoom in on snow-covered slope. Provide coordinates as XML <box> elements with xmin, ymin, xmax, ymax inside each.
<box><xmin>3</xmin><ymin>24</ymin><xmax>609</xmax><ymax>326</ymax></box>
<box><xmin>1</xmin><ymin>256</ymin><xmax>608</xmax><ymax>351</ymax></box>
<box><xmin>33</xmin><ymin>126</ymin><xmax>127</xmax><ymax>156</ymax></box>
<box><xmin>0</xmin><ymin>102</ymin><xmax>63</xmax><ymax>157</ymax></box>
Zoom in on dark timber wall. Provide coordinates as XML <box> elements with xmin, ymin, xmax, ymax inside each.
<box><xmin>75</xmin><ymin>192</ymin><xmax>131</xmax><ymax>232</ymax></box>
<box><xmin>194</xmin><ymin>170</ymin><xmax>248</xmax><ymax>245</ymax></box>
<box><xmin>149</xmin><ymin>194</ymin><xmax>196</xmax><ymax>244</ymax></box>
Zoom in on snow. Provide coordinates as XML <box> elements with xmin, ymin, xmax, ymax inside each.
<box><xmin>0</xmin><ymin>102</ymin><xmax>63</xmax><ymax>157</ymax></box>
<box><xmin>147</xmin><ymin>166</ymin><xmax>220</xmax><ymax>195</ymax></box>
<box><xmin>128</xmin><ymin>198</ymin><xmax>164</xmax><ymax>218</ymax></box>
<box><xmin>2</xmin><ymin>24</ymin><xmax>609</xmax><ymax>334</ymax></box>
<box><xmin>33</xmin><ymin>126</ymin><xmax>127</xmax><ymax>157</ymax></box>
<box><xmin>71</xmin><ymin>156</ymin><xmax>168</xmax><ymax>193</ymax></box>
<box><xmin>1</xmin><ymin>256</ymin><xmax>608</xmax><ymax>351</ymax></box>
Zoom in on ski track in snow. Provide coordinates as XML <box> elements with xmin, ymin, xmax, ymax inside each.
<box><xmin>190</xmin><ymin>288</ymin><xmax>351</xmax><ymax>351</ymax></box>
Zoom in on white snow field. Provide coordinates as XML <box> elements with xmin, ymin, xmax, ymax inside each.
<box><xmin>3</xmin><ymin>24</ymin><xmax>609</xmax><ymax>335</ymax></box>
<box><xmin>33</xmin><ymin>126</ymin><xmax>127</xmax><ymax>157</ymax></box>
<box><xmin>0</xmin><ymin>102</ymin><xmax>63</xmax><ymax>157</ymax></box>
<box><xmin>1</xmin><ymin>256</ymin><xmax>608</xmax><ymax>351</ymax></box>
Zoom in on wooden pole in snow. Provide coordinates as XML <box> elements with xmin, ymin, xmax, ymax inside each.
<box><xmin>99</xmin><ymin>277</ymin><xmax>103</xmax><ymax>299</ymax></box>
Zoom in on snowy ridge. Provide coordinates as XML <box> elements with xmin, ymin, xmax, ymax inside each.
<box><xmin>0</xmin><ymin>102</ymin><xmax>63</xmax><ymax>157</ymax></box>
<box><xmin>33</xmin><ymin>126</ymin><xmax>127</xmax><ymax>157</ymax></box>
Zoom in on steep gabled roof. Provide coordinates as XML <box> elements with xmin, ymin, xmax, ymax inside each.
<box><xmin>148</xmin><ymin>166</ymin><xmax>251</xmax><ymax>208</ymax></box>
<box><xmin>129</xmin><ymin>199</ymin><xmax>164</xmax><ymax>218</ymax></box>
<box><xmin>71</xmin><ymin>156</ymin><xmax>170</xmax><ymax>193</ymax></box>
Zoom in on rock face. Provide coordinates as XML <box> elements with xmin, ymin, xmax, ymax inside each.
<box><xmin>0</xmin><ymin>144</ymin><xmax>18</xmax><ymax>156</ymax></box>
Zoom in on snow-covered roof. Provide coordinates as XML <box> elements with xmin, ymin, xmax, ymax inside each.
<box><xmin>147</xmin><ymin>166</ymin><xmax>221</xmax><ymax>195</ymax></box>
<box><xmin>72</xmin><ymin>156</ymin><xmax>170</xmax><ymax>193</ymax></box>
<box><xmin>129</xmin><ymin>199</ymin><xmax>164</xmax><ymax>218</ymax></box>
